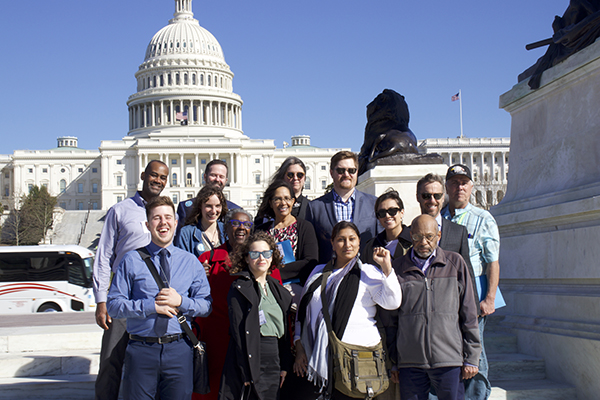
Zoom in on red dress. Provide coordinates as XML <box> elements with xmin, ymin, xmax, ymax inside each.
<box><xmin>192</xmin><ymin>244</ymin><xmax>282</xmax><ymax>400</ymax></box>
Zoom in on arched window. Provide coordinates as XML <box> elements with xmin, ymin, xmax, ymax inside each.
<box><xmin>208</xmin><ymin>75</ymin><xmax>211</xmax><ymax>86</ymax></box>
<box><xmin>172</xmin><ymin>173</ymin><xmax>178</xmax><ymax>187</ymax></box>
<box><xmin>192</xmin><ymin>74</ymin><xmax>196</xmax><ymax>85</ymax></box>
<box><xmin>176</xmin><ymin>73</ymin><xmax>180</xmax><ymax>85</ymax></box>
<box><xmin>497</xmin><ymin>190</ymin><xmax>504</xmax><ymax>203</ymax></box>
<box><xmin>186</xmin><ymin>173</ymin><xmax>192</xmax><ymax>187</ymax></box>
<box><xmin>160</xmin><ymin>75</ymin><xmax>164</xmax><ymax>87</ymax></box>
<box><xmin>200</xmin><ymin>74</ymin><xmax>204</xmax><ymax>85</ymax></box>
<box><xmin>184</xmin><ymin>73</ymin><xmax>188</xmax><ymax>85</ymax></box>
<box><xmin>59</xmin><ymin>179</ymin><xmax>66</xmax><ymax>194</ymax></box>
<box><xmin>304</xmin><ymin>177</ymin><xmax>311</xmax><ymax>190</ymax></box>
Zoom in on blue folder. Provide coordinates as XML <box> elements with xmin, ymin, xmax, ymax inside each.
<box><xmin>276</xmin><ymin>240</ymin><xmax>296</xmax><ymax>265</ymax></box>
<box><xmin>475</xmin><ymin>275</ymin><xmax>506</xmax><ymax>309</ymax></box>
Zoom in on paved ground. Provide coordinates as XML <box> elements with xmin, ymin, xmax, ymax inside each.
<box><xmin>0</xmin><ymin>312</ymin><xmax>96</xmax><ymax>328</ymax></box>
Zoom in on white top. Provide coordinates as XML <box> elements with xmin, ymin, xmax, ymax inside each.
<box><xmin>295</xmin><ymin>262</ymin><xmax>402</xmax><ymax>347</ymax></box>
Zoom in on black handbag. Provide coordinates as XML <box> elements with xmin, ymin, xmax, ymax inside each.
<box><xmin>137</xmin><ymin>247</ymin><xmax>210</xmax><ymax>394</ymax></box>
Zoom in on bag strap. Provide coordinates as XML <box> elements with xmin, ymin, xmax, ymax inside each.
<box><xmin>136</xmin><ymin>247</ymin><xmax>203</xmax><ymax>350</ymax></box>
<box><xmin>319</xmin><ymin>260</ymin><xmax>335</xmax><ymax>333</ymax></box>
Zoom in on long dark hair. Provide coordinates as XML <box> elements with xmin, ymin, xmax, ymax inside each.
<box><xmin>270</xmin><ymin>156</ymin><xmax>306</xmax><ymax>185</ymax></box>
<box><xmin>256</xmin><ymin>180</ymin><xmax>295</xmax><ymax>220</ymax></box>
<box><xmin>185</xmin><ymin>185</ymin><xmax>228</xmax><ymax>226</ymax></box>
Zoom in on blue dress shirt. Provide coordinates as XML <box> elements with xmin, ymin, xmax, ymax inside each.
<box><xmin>107</xmin><ymin>241</ymin><xmax>212</xmax><ymax>337</ymax></box>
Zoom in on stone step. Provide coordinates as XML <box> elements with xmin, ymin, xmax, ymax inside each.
<box><xmin>0</xmin><ymin>374</ymin><xmax>96</xmax><ymax>400</ymax></box>
<box><xmin>488</xmin><ymin>353</ymin><xmax>546</xmax><ymax>381</ymax></box>
<box><xmin>485</xmin><ymin>331</ymin><xmax>518</xmax><ymax>354</ymax></box>
<box><xmin>0</xmin><ymin>323</ymin><xmax>102</xmax><ymax>354</ymax></box>
<box><xmin>490</xmin><ymin>379</ymin><xmax>578</xmax><ymax>400</ymax></box>
<box><xmin>0</xmin><ymin>349</ymin><xmax>99</xmax><ymax>378</ymax></box>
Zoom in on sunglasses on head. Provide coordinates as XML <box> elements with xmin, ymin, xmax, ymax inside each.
<box><xmin>248</xmin><ymin>250</ymin><xmax>273</xmax><ymax>260</ymax></box>
<box><xmin>335</xmin><ymin>167</ymin><xmax>357</xmax><ymax>175</ymax></box>
<box><xmin>286</xmin><ymin>172</ymin><xmax>305</xmax><ymax>179</ymax></box>
<box><xmin>420</xmin><ymin>193</ymin><xmax>444</xmax><ymax>200</ymax></box>
<box><xmin>230</xmin><ymin>219</ymin><xmax>253</xmax><ymax>228</ymax></box>
<box><xmin>376</xmin><ymin>207</ymin><xmax>401</xmax><ymax>219</ymax></box>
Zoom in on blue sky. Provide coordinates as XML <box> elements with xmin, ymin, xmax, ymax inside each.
<box><xmin>0</xmin><ymin>0</ymin><xmax>568</xmax><ymax>154</ymax></box>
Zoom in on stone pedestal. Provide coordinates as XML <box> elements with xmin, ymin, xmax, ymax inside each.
<box><xmin>357</xmin><ymin>164</ymin><xmax>447</xmax><ymax>223</ymax></box>
<box><xmin>492</xmin><ymin>39</ymin><xmax>600</xmax><ymax>399</ymax></box>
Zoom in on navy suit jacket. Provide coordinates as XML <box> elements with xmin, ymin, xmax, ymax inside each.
<box><xmin>306</xmin><ymin>189</ymin><xmax>379</xmax><ymax>263</ymax></box>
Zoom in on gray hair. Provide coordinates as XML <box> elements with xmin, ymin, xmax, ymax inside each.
<box><xmin>224</xmin><ymin>208</ymin><xmax>254</xmax><ymax>230</ymax></box>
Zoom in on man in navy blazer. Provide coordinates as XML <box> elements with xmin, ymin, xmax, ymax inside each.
<box><xmin>306</xmin><ymin>151</ymin><xmax>379</xmax><ymax>263</ymax></box>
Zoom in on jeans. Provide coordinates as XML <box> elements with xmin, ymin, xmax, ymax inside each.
<box><xmin>463</xmin><ymin>316</ymin><xmax>491</xmax><ymax>400</ymax></box>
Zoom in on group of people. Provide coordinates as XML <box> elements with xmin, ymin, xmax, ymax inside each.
<box><xmin>92</xmin><ymin>150</ymin><xmax>500</xmax><ymax>400</ymax></box>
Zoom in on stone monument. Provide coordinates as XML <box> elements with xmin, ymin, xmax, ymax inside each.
<box><xmin>492</xmin><ymin>27</ymin><xmax>600</xmax><ymax>400</ymax></box>
<box><xmin>356</xmin><ymin>89</ymin><xmax>445</xmax><ymax>221</ymax></box>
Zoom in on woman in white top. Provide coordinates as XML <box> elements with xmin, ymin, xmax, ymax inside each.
<box><xmin>293</xmin><ymin>221</ymin><xmax>402</xmax><ymax>400</ymax></box>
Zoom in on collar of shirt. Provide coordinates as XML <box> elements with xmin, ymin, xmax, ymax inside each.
<box><xmin>435</xmin><ymin>213</ymin><xmax>442</xmax><ymax>231</ymax></box>
<box><xmin>442</xmin><ymin>202</ymin><xmax>472</xmax><ymax>220</ymax></box>
<box><xmin>132</xmin><ymin>191</ymin><xmax>148</xmax><ymax>207</ymax></box>
<box><xmin>146</xmin><ymin>241</ymin><xmax>174</xmax><ymax>259</ymax></box>
<box><xmin>410</xmin><ymin>248</ymin><xmax>437</xmax><ymax>275</ymax></box>
<box><xmin>332</xmin><ymin>188</ymin><xmax>356</xmax><ymax>204</ymax></box>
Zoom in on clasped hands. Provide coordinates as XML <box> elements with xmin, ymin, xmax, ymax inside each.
<box><xmin>154</xmin><ymin>287</ymin><xmax>182</xmax><ymax>317</ymax></box>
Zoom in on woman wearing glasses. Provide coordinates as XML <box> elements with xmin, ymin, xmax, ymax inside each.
<box><xmin>269</xmin><ymin>156</ymin><xmax>309</xmax><ymax>220</ymax></box>
<box><xmin>255</xmin><ymin>180</ymin><xmax>318</xmax><ymax>307</ymax></box>
<box><xmin>362</xmin><ymin>190</ymin><xmax>412</xmax><ymax>266</ymax></box>
<box><xmin>175</xmin><ymin>185</ymin><xmax>227</xmax><ymax>258</ymax></box>
<box><xmin>219</xmin><ymin>232</ymin><xmax>292</xmax><ymax>400</ymax></box>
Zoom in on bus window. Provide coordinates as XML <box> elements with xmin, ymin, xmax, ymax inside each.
<box><xmin>0</xmin><ymin>255</ymin><xmax>30</xmax><ymax>281</ymax></box>
<box><xmin>67</xmin><ymin>257</ymin><xmax>88</xmax><ymax>287</ymax></box>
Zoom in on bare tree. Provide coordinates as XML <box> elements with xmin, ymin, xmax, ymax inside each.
<box><xmin>1</xmin><ymin>186</ymin><xmax>57</xmax><ymax>245</ymax></box>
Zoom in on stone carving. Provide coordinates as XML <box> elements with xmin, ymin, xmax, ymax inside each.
<box><xmin>358</xmin><ymin>89</ymin><xmax>442</xmax><ymax>176</ymax></box>
<box><xmin>520</xmin><ymin>0</ymin><xmax>600</xmax><ymax>89</ymax></box>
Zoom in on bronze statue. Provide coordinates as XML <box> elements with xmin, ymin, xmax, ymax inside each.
<box><xmin>521</xmin><ymin>0</ymin><xmax>600</xmax><ymax>89</ymax></box>
<box><xmin>358</xmin><ymin>89</ymin><xmax>442</xmax><ymax>176</ymax></box>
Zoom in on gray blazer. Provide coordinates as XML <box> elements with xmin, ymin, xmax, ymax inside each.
<box><xmin>306</xmin><ymin>189</ymin><xmax>379</xmax><ymax>263</ymax></box>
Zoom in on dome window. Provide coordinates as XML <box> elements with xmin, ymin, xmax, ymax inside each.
<box><xmin>177</xmin><ymin>42</ymin><xmax>180</xmax><ymax>48</ymax></box>
<box><xmin>183</xmin><ymin>42</ymin><xmax>186</xmax><ymax>48</ymax></box>
<box><xmin>170</xmin><ymin>42</ymin><xmax>173</xmax><ymax>49</ymax></box>
<box><xmin>176</xmin><ymin>73</ymin><xmax>180</xmax><ymax>85</ymax></box>
<box><xmin>192</xmin><ymin>74</ymin><xmax>196</xmax><ymax>85</ymax></box>
<box><xmin>200</xmin><ymin>74</ymin><xmax>204</xmax><ymax>85</ymax></box>
<box><xmin>184</xmin><ymin>73</ymin><xmax>188</xmax><ymax>85</ymax></box>
<box><xmin>160</xmin><ymin>76</ymin><xmax>164</xmax><ymax>87</ymax></box>
<box><xmin>208</xmin><ymin>75</ymin><xmax>211</xmax><ymax>86</ymax></box>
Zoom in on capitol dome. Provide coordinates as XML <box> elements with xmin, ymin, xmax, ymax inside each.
<box><xmin>127</xmin><ymin>0</ymin><xmax>243</xmax><ymax>139</ymax></box>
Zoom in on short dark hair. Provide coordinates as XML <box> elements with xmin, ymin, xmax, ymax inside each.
<box><xmin>331</xmin><ymin>221</ymin><xmax>360</xmax><ymax>242</ymax></box>
<box><xmin>145</xmin><ymin>196</ymin><xmax>175</xmax><ymax>219</ymax></box>
<box><xmin>206</xmin><ymin>159</ymin><xmax>228</xmax><ymax>176</ymax></box>
<box><xmin>256</xmin><ymin>180</ymin><xmax>295</xmax><ymax>220</ymax></box>
<box><xmin>374</xmin><ymin>189</ymin><xmax>404</xmax><ymax>214</ymax></box>
<box><xmin>330</xmin><ymin>151</ymin><xmax>358</xmax><ymax>170</ymax></box>
<box><xmin>185</xmin><ymin>185</ymin><xmax>228</xmax><ymax>226</ymax></box>
<box><xmin>270</xmin><ymin>156</ymin><xmax>307</xmax><ymax>184</ymax></box>
<box><xmin>416</xmin><ymin>173</ymin><xmax>445</xmax><ymax>194</ymax></box>
<box><xmin>229</xmin><ymin>231</ymin><xmax>283</xmax><ymax>274</ymax></box>
<box><xmin>144</xmin><ymin>159</ymin><xmax>168</xmax><ymax>174</ymax></box>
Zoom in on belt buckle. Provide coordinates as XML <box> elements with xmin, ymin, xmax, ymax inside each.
<box><xmin>158</xmin><ymin>335</ymin><xmax>169</xmax><ymax>344</ymax></box>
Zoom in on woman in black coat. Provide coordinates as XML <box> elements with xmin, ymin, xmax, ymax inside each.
<box><xmin>219</xmin><ymin>232</ymin><xmax>293</xmax><ymax>400</ymax></box>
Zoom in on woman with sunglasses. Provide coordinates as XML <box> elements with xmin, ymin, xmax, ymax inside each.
<box><xmin>269</xmin><ymin>156</ymin><xmax>309</xmax><ymax>220</ymax></box>
<box><xmin>219</xmin><ymin>232</ymin><xmax>292</xmax><ymax>400</ymax></box>
<box><xmin>362</xmin><ymin>190</ymin><xmax>412</xmax><ymax>266</ymax></box>
<box><xmin>255</xmin><ymin>180</ymin><xmax>318</xmax><ymax>307</ymax></box>
<box><xmin>175</xmin><ymin>185</ymin><xmax>227</xmax><ymax>258</ymax></box>
<box><xmin>293</xmin><ymin>221</ymin><xmax>402</xmax><ymax>400</ymax></box>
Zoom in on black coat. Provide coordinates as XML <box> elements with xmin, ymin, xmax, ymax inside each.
<box><xmin>219</xmin><ymin>272</ymin><xmax>293</xmax><ymax>400</ymax></box>
<box><xmin>361</xmin><ymin>225</ymin><xmax>412</xmax><ymax>266</ymax></box>
<box><xmin>255</xmin><ymin>218</ymin><xmax>319</xmax><ymax>285</ymax></box>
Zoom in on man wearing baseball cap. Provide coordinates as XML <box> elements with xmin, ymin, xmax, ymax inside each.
<box><xmin>441</xmin><ymin>164</ymin><xmax>500</xmax><ymax>400</ymax></box>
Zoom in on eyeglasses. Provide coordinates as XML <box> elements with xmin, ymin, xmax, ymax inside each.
<box><xmin>335</xmin><ymin>168</ymin><xmax>357</xmax><ymax>175</ymax></box>
<box><xmin>411</xmin><ymin>234</ymin><xmax>437</xmax><ymax>243</ymax></box>
<box><xmin>286</xmin><ymin>172</ymin><xmax>305</xmax><ymax>180</ymax></box>
<box><xmin>271</xmin><ymin>196</ymin><xmax>293</xmax><ymax>204</ymax></box>
<box><xmin>248</xmin><ymin>250</ymin><xmax>273</xmax><ymax>260</ymax></box>
<box><xmin>420</xmin><ymin>193</ymin><xmax>444</xmax><ymax>200</ymax></box>
<box><xmin>230</xmin><ymin>219</ymin><xmax>253</xmax><ymax>228</ymax></box>
<box><xmin>376</xmin><ymin>207</ymin><xmax>401</xmax><ymax>219</ymax></box>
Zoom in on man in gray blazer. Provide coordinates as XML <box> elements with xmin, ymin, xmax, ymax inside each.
<box><xmin>306</xmin><ymin>151</ymin><xmax>379</xmax><ymax>263</ymax></box>
<box><xmin>416</xmin><ymin>173</ymin><xmax>478</xmax><ymax>293</ymax></box>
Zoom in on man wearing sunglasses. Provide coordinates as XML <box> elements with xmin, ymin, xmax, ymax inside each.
<box><xmin>306</xmin><ymin>151</ymin><xmax>379</xmax><ymax>263</ymax></box>
<box><xmin>416</xmin><ymin>173</ymin><xmax>476</xmax><ymax>302</ymax></box>
<box><xmin>441</xmin><ymin>165</ymin><xmax>500</xmax><ymax>400</ymax></box>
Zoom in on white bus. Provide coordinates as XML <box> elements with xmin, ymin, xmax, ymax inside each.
<box><xmin>0</xmin><ymin>245</ymin><xmax>96</xmax><ymax>314</ymax></box>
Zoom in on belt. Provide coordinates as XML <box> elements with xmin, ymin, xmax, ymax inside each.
<box><xmin>129</xmin><ymin>333</ymin><xmax>184</xmax><ymax>344</ymax></box>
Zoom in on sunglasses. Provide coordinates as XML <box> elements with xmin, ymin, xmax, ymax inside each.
<box><xmin>420</xmin><ymin>193</ymin><xmax>444</xmax><ymax>200</ymax></box>
<box><xmin>376</xmin><ymin>207</ymin><xmax>401</xmax><ymax>219</ymax></box>
<box><xmin>230</xmin><ymin>219</ymin><xmax>253</xmax><ymax>228</ymax></box>
<box><xmin>286</xmin><ymin>172</ymin><xmax>305</xmax><ymax>179</ymax></box>
<box><xmin>248</xmin><ymin>250</ymin><xmax>273</xmax><ymax>260</ymax></box>
<box><xmin>335</xmin><ymin>168</ymin><xmax>357</xmax><ymax>175</ymax></box>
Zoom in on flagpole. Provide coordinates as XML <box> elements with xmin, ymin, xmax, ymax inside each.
<box><xmin>459</xmin><ymin>89</ymin><xmax>464</xmax><ymax>138</ymax></box>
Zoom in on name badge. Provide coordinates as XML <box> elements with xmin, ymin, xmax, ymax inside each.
<box><xmin>258</xmin><ymin>310</ymin><xmax>267</xmax><ymax>326</ymax></box>
<box><xmin>197</xmin><ymin>243</ymin><xmax>205</xmax><ymax>253</ymax></box>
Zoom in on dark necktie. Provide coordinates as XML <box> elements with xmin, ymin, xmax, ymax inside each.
<box><xmin>154</xmin><ymin>248</ymin><xmax>170</xmax><ymax>337</ymax></box>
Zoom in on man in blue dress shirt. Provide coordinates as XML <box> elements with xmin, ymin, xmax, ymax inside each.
<box><xmin>93</xmin><ymin>160</ymin><xmax>169</xmax><ymax>400</ymax></box>
<box><xmin>107</xmin><ymin>196</ymin><xmax>212</xmax><ymax>399</ymax></box>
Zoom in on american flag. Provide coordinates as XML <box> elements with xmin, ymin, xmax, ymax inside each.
<box><xmin>451</xmin><ymin>93</ymin><xmax>460</xmax><ymax>102</ymax></box>
<box><xmin>176</xmin><ymin>111</ymin><xmax>188</xmax><ymax>121</ymax></box>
